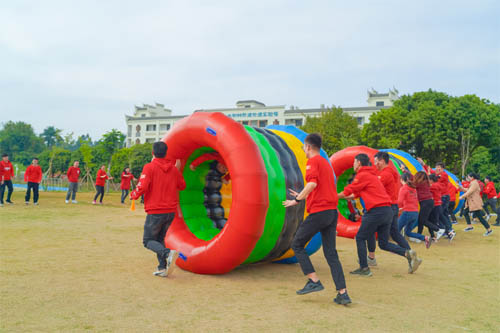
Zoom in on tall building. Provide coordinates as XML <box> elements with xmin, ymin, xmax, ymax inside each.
<box><xmin>124</xmin><ymin>88</ymin><xmax>399</xmax><ymax>147</ymax></box>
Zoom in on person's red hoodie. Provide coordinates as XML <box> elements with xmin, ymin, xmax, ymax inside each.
<box><xmin>484</xmin><ymin>182</ymin><xmax>498</xmax><ymax>199</ymax></box>
<box><xmin>447</xmin><ymin>183</ymin><xmax>458</xmax><ymax>202</ymax></box>
<box><xmin>0</xmin><ymin>160</ymin><xmax>14</xmax><ymax>181</ymax></box>
<box><xmin>24</xmin><ymin>165</ymin><xmax>42</xmax><ymax>183</ymax></box>
<box><xmin>343</xmin><ymin>166</ymin><xmax>391</xmax><ymax>211</ymax></box>
<box><xmin>120</xmin><ymin>172</ymin><xmax>135</xmax><ymax>190</ymax></box>
<box><xmin>377</xmin><ymin>165</ymin><xmax>400</xmax><ymax>204</ymax></box>
<box><xmin>131</xmin><ymin>158</ymin><xmax>186</xmax><ymax>214</ymax></box>
<box><xmin>67</xmin><ymin>166</ymin><xmax>80</xmax><ymax>183</ymax></box>
<box><xmin>95</xmin><ymin>169</ymin><xmax>108</xmax><ymax>186</ymax></box>
<box><xmin>398</xmin><ymin>184</ymin><xmax>419</xmax><ymax>212</ymax></box>
<box><xmin>430</xmin><ymin>182</ymin><xmax>442</xmax><ymax>206</ymax></box>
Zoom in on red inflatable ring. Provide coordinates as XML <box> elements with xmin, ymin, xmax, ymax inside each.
<box><xmin>163</xmin><ymin>112</ymin><xmax>269</xmax><ymax>274</ymax></box>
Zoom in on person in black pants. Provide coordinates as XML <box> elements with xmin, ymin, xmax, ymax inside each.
<box><xmin>339</xmin><ymin>154</ymin><xmax>421</xmax><ymax>276</ymax></box>
<box><xmin>94</xmin><ymin>185</ymin><xmax>105</xmax><ymax>203</ymax></box>
<box><xmin>283</xmin><ymin>133</ymin><xmax>351</xmax><ymax>305</ymax></box>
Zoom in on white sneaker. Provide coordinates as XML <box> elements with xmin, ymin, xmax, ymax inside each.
<box><xmin>436</xmin><ymin>229</ymin><xmax>446</xmax><ymax>240</ymax></box>
<box><xmin>408</xmin><ymin>237</ymin><xmax>422</xmax><ymax>243</ymax></box>
<box><xmin>483</xmin><ymin>230</ymin><xmax>493</xmax><ymax>237</ymax></box>
<box><xmin>153</xmin><ymin>269</ymin><xmax>167</xmax><ymax>277</ymax></box>
<box><xmin>65</xmin><ymin>200</ymin><xmax>69</xmax><ymax>204</ymax></box>
<box><xmin>165</xmin><ymin>250</ymin><xmax>179</xmax><ymax>276</ymax></box>
<box><xmin>72</xmin><ymin>200</ymin><xmax>77</xmax><ymax>204</ymax></box>
<box><xmin>485</xmin><ymin>214</ymin><xmax>491</xmax><ymax>221</ymax></box>
<box><xmin>34</xmin><ymin>203</ymin><xmax>39</xmax><ymax>206</ymax></box>
<box><xmin>25</xmin><ymin>202</ymin><xmax>29</xmax><ymax>205</ymax></box>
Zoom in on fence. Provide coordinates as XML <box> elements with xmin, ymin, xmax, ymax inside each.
<box><xmin>12</xmin><ymin>175</ymin><xmax>122</xmax><ymax>193</ymax></box>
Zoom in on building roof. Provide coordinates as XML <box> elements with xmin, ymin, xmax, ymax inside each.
<box><xmin>236</xmin><ymin>100</ymin><xmax>266</xmax><ymax>106</ymax></box>
<box><xmin>284</xmin><ymin>106</ymin><xmax>389</xmax><ymax>115</ymax></box>
<box><xmin>126</xmin><ymin>115</ymin><xmax>187</xmax><ymax>121</ymax></box>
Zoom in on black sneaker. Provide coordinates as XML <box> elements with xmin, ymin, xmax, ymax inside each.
<box><xmin>334</xmin><ymin>292</ymin><xmax>352</xmax><ymax>305</ymax></box>
<box><xmin>296</xmin><ymin>279</ymin><xmax>324</xmax><ymax>295</ymax></box>
<box><xmin>350</xmin><ymin>267</ymin><xmax>372</xmax><ymax>276</ymax></box>
<box><xmin>6</xmin><ymin>201</ymin><xmax>13</xmax><ymax>204</ymax></box>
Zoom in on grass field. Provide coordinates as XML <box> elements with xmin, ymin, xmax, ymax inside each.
<box><xmin>1</xmin><ymin>191</ymin><xmax>499</xmax><ymax>332</ymax></box>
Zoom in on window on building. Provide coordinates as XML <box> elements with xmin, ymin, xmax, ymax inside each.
<box><xmin>141</xmin><ymin>114</ymin><xmax>146</xmax><ymax>117</ymax></box>
<box><xmin>294</xmin><ymin>119</ymin><xmax>303</xmax><ymax>127</ymax></box>
<box><xmin>258</xmin><ymin>120</ymin><xmax>268</xmax><ymax>127</ymax></box>
<box><xmin>127</xmin><ymin>125</ymin><xmax>132</xmax><ymax>137</ymax></box>
<box><xmin>250</xmin><ymin>120</ymin><xmax>258</xmax><ymax>126</ymax></box>
<box><xmin>135</xmin><ymin>131</ymin><xmax>140</xmax><ymax>137</ymax></box>
<box><xmin>244</xmin><ymin>105</ymin><xmax>251</xmax><ymax>108</ymax></box>
<box><xmin>136</xmin><ymin>125</ymin><xmax>141</xmax><ymax>131</ymax></box>
<box><xmin>135</xmin><ymin>139</ymin><xmax>141</xmax><ymax>144</ymax></box>
<box><xmin>356</xmin><ymin>117</ymin><xmax>365</xmax><ymax>125</ymax></box>
<box><xmin>146</xmin><ymin>124</ymin><xmax>156</xmax><ymax>131</ymax></box>
<box><xmin>127</xmin><ymin>139</ymin><xmax>131</xmax><ymax>147</ymax></box>
<box><xmin>242</xmin><ymin>121</ymin><xmax>249</xmax><ymax>125</ymax></box>
<box><xmin>273</xmin><ymin>119</ymin><xmax>279</xmax><ymax>125</ymax></box>
<box><xmin>160</xmin><ymin>124</ymin><xmax>170</xmax><ymax>131</ymax></box>
<box><xmin>146</xmin><ymin>138</ymin><xmax>155</xmax><ymax>143</ymax></box>
<box><xmin>376</xmin><ymin>101</ymin><xmax>384</xmax><ymax>106</ymax></box>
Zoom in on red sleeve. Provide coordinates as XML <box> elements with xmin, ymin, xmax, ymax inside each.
<box><xmin>176</xmin><ymin>168</ymin><xmax>186</xmax><ymax>191</ymax></box>
<box><xmin>343</xmin><ymin>175</ymin><xmax>366</xmax><ymax>197</ymax></box>
<box><xmin>131</xmin><ymin>165</ymin><xmax>152</xmax><ymax>200</ymax></box>
<box><xmin>305</xmin><ymin>158</ymin><xmax>319</xmax><ymax>184</ymax></box>
<box><xmin>190</xmin><ymin>153</ymin><xmax>224</xmax><ymax>169</ymax></box>
<box><xmin>36</xmin><ymin>166</ymin><xmax>42</xmax><ymax>183</ymax></box>
<box><xmin>398</xmin><ymin>186</ymin><xmax>407</xmax><ymax>208</ymax></box>
<box><xmin>24</xmin><ymin>166</ymin><xmax>30</xmax><ymax>182</ymax></box>
<box><xmin>378</xmin><ymin>170</ymin><xmax>392</xmax><ymax>187</ymax></box>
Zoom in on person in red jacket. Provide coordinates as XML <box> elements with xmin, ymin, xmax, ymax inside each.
<box><xmin>24</xmin><ymin>157</ymin><xmax>42</xmax><ymax>205</ymax></box>
<box><xmin>93</xmin><ymin>165</ymin><xmax>113</xmax><ymax>205</ymax></box>
<box><xmin>338</xmin><ymin>153</ymin><xmax>421</xmax><ymax>276</ymax></box>
<box><xmin>131</xmin><ymin>142</ymin><xmax>186</xmax><ymax>278</ymax></box>
<box><xmin>483</xmin><ymin>176</ymin><xmax>499</xmax><ymax>225</ymax></box>
<box><xmin>447</xmin><ymin>182</ymin><xmax>458</xmax><ymax>224</ymax></box>
<box><xmin>120</xmin><ymin>167</ymin><xmax>136</xmax><ymax>204</ymax></box>
<box><xmin>429</xmin><ymin>174</ymin><xmax>452</xmax><ymax>241</ymax></box>
<box><xmin>0</xmin><ymin>153</ymin><xmax>15</xmax><ymax>205</ymax></box>
<box><xmin>65</xmin><ymin>161</ymin><xmax>81</xmax><ymax>204</ymax></box>
<box><xmin>283</xmin><ymin>133</ymin><xmax>351</xmax><ymax>305</ymax></box>
<box><xmin>371</xmin><ymin>151</ymin><xmax>410</xmax><ymax>265</ymax></box>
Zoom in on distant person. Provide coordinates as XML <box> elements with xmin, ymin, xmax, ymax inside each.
<box><xmin>65</xmin><ymin>161</ymin><xmax>81</xmax><ymax>204</ymax></box>
<box><xmin>93</xmin><ymin>165</ymin><xmax>113</xmax><ymax>205</ymax></box>
<box><xmin>24</xmin><ymin>158</ymin><xmax>42</xmax><ymax>205</ymax></box>
<box><xmin>447</xmin><ymin>182</ymin><xmax>458</xmax><ymax>224</ymax></box>
<box><xmin>130</xmin><ymin>141</ymin><xmax>186</xmax><ymax>278</ymax></box>
<box><xmin>338</xmin><ymin>153</ymin><xmax>421</xmax><ymax>277</ymax></box>
<box><xmin>459</xmin><ymin>173</ymin><xmax>493</xmax><ymax>236</ymax></box>
<box><xmin>429</xmin><ymin>174</ymin><xmax>453</xmax><ymax>241</ymax></box>
<box><xmin>413</xmin><ymin>172</ymin><xmax>440</xmax><ymax>244</ymax></box>
<box><xmin>483</xmin><ymin>176</ymin><xmax>499</xmax><ymax>225</ymax></box>
<box><xmin>435</xmin><ymin>163</ymin><xmax>454</xmax><ymax>235</ymax></box>
<box><xmin>398</xmin><ymin>173</ymin><xmax>430</xmax><ymax>247</ymax></box>
<box><xmin>0</xmin><ymin>153</ymin><xmax>15</xmax><ymax>206</ymax></box>
<box><xmin>120</xmin><ymin>167</ymin><xmax>136</xmax><ymax>204</ymax></box>
<box><xmin>190</xmin><ymin>152</ymin><xmax>230</xmax><ymax>184</ymax></box>
<box><xmin>283</xmin><ymin>133</ymin><xmax>351</xmax><ymax>305</ymax></box>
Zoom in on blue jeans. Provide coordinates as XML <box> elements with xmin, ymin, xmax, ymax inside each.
<box><xmin>398</xmin><ymin>211</ymin><xmax>425</xmax><ymax>241</ymax></box>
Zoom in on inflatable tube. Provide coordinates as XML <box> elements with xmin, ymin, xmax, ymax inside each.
<box><xmin>163</xmin><ymin>113</ymin><xmax>331</xmax><ymax>274</ymax></box>
<box><xmin>329</xmin><ymin>146</ymin><xmax>380</xmax><ymax>238</ymax></box>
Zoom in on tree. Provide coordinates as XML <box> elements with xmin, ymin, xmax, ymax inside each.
<box><xmin>38</xmin><ymin>147</ymin><xmax>72</xmax><ymax>176</ymax></box>
<box><xmin>300</xmin><ymin>106</ymin><xmax>361</xmax><ymax>155</ymax></box>
<box><xmin>40</xmin><ymin>126</ymin><xmax>63</xmax><ymax>148</ymax></box>
<box><xmin>467</xmin><ymin>146</ymin><xmax>500</xmax><ymax>182</ymax></box>
<box><xmin>361</xmin><ymin>90</ymin><xmax>500</xmax><ymax>176</ymax></box>
<box><xmin>0</xmin><ymin>121</ymin><xmax>44</xmax><ymax>165</ymax></box>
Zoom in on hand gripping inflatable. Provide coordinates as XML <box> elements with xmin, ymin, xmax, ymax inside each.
<box><xmin>162</xmin><ymin>113</ymin><xmax>334</xmax><ymax>274</ymax></box>
<box><xmin>329</xmin><ymin>146</ymin><xmax>379</xmax><ymax>238</ymax></box>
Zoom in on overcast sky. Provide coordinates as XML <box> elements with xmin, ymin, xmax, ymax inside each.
<box><xmin>1</xmin><ymin>1</ymin><xmax>499</xmax><ymax>140</ymax></box>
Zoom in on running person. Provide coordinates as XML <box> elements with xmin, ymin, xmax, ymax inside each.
<box><xmin>130</xmin><ymin>141</ymin><xmax>186</xmax><ymax>277</ymax></box>
<box><xmin>483</xmin><ymin>176</ymin><xmax>499</xmax><ymax>225</ymax></box>
<box><xmin>283</xmin><ymin>133</ymin><xmax>351</xmax><ymax>305</ymax></box>
<box><xmin>413</xmin><ymin>172</ymin><xmax>440</xmax><ymax>245</ymax></box>
<box><xmin>93</xmin><ymin>165</ymin><xmax>113</xmax><ymax>204</ymax></box>
<box><xmin>24</xmin><ymin>157</ymin><xmax>42</xmax><ymax>205</ymax></box>
<box><xmin>459</xmin><ymin>173</ymin><xmax>493</xmax><ymax>236</ymax></box>
<box><xmin>339</xmin><ymin>154</ymin><xmax>421</xmax><ymax>276</ymax></box>
<box><xmin>429</xmin><ymin>174</ymin><xmax>453</xmax><ymax>241</ymax></box>
<box><xmin>447</xmin><ymin>182</ymin><xmax>458</xmax><ymax>224</ymax></box>
<box><xmin>120</xmin><ymin>167</ymin><xmax>136</xmax><ymax>204</ymax></box>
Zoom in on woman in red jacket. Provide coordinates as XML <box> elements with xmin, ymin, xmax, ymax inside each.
<box><xmin>93</xmin><ymin>165</ymin><xmax>113</xmax><ymax>204</ymax></box>
<box><xmin>483</xmin><ymin>176</ymin><xmax>499</xmax><ymax>225</ymax></box>
<box><xmin>414</xmin><ymin>172</ymin><xmax>440</xmax><ymax>240</ymax></box>
<box><xmin>120</xmin><ymin>167</ymin><xmax>136</xmax><ymax>204</ymax></box>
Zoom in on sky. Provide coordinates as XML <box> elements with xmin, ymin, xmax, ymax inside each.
<box><xmin>1</xmin><ymin>0</ymin><xmax>499</xmax><ymax>140</ymax></box>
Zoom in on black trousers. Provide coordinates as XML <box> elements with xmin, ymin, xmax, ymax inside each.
<box><xmin>464</xmin><ymin>208</ymin><xmax>490</xmax><ymax>230</ymax></box>
<box><xmin>121</xmin><ymin>189</ymin><xmax>129</xmax><ymax>203</ymax></box>
<box><xmin>94</xmin><ymin>185</ymin><xmax>105</xmax><ymax>202</ymax></box>
<box><xmin>25</xmin><ymin>182</ymin><xmax>39</xmax><ymax>203</ymax></box>
<box><xmin>417</xmin><ymin>199</ymin><xmax>439</xmax><ymax>237</ymax></box>
<box><xmin>291</xmin><ymin>209</ymin><xmax>346</xmax><ymax>291</ymax></box>
<box><xmin>143</xmin><ymin>213</ymin><xmax>175</xmax><ymax>269</ymax></box>
<box><xmin>356</xmin><ymin>206</ymin><xmax>407</xmax><ymax>269</ymax></box>
<box><xmin>448</xmin><ymin>201</ymin><xmax>457</xmax><ymax>222</ymax></box>
<box><xmin>366</xmin><ymin>204</ymin><xmax>410</xmax><ymax>253</ymax></box>
<box><xmin>0</xmin><ymin>180</ymin><xmax>14</xmax><ymax>203</ymax></box>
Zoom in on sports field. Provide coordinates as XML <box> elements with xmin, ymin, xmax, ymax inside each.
<box><xmin>1</xmin><ymin>192</ymin><xmax>499</xmax><ymax>332</ymax></box>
